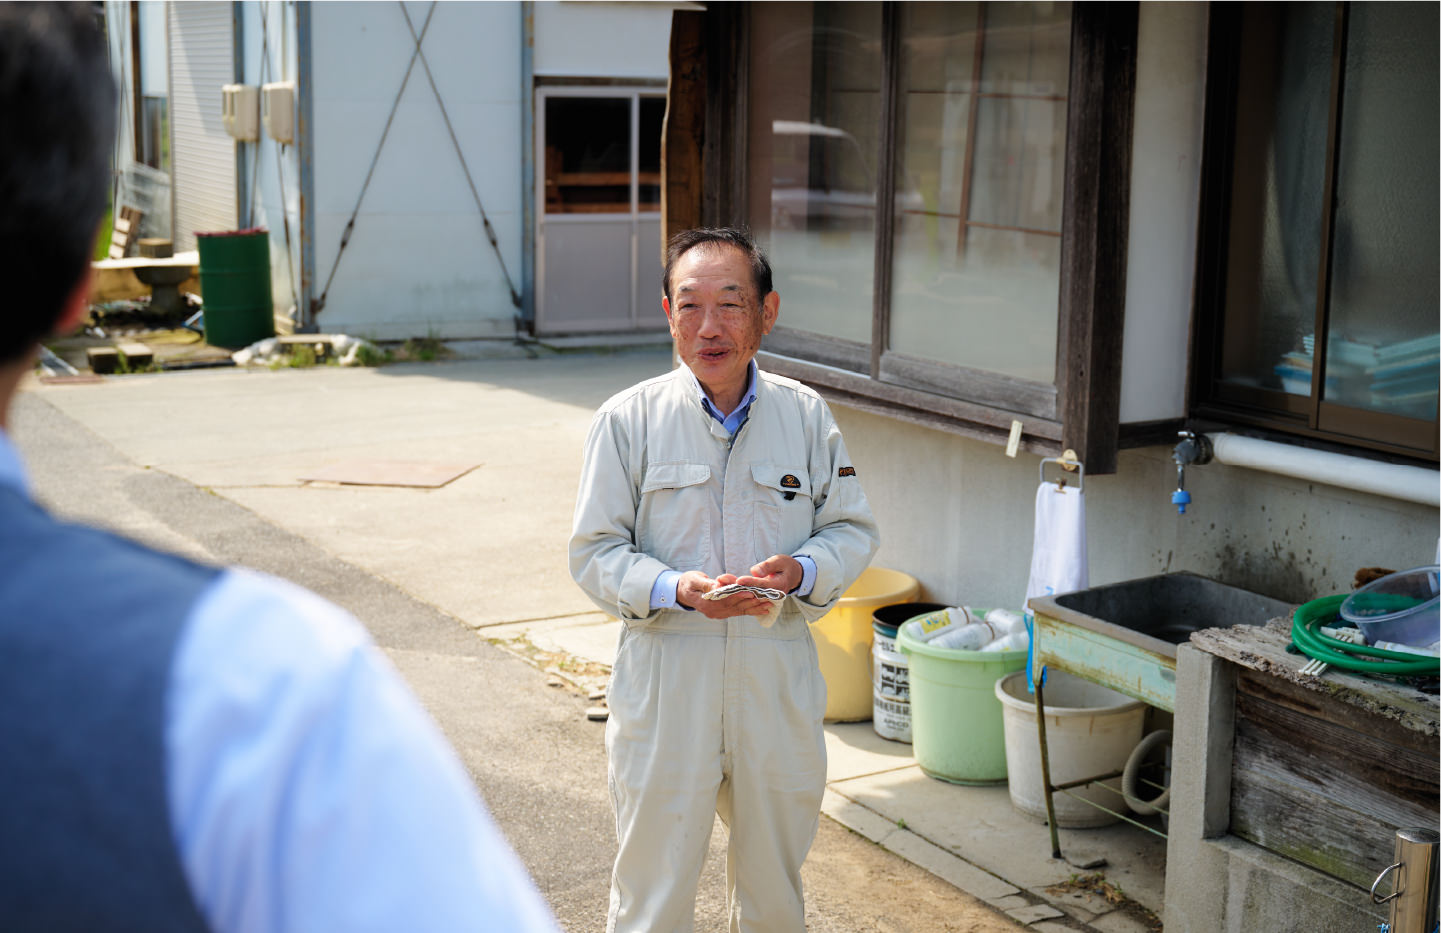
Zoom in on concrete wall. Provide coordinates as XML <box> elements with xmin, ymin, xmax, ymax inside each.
<box><xmin>309</xmin><ymin>1</ymin><xmax>523</xmax><ymax>341</ymax></box>
<box><xmin>237</xmin><ymin>0</ymin><xmax>301</xmax><ymax>323</ymax></box>
<box><xmin>833</xmin><ymin>406</ymin><xmax>1438</xmax><ymax>611</ymax></box>
<box><xmin>828</xmin><ymin>5</ymin><xmax>1439</xmax><ymax>613</ymax></box>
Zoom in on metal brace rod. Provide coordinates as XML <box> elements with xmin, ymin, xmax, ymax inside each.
<box><xmin>399</xmin><ymin>2</ymin><xmax>523</xmax><ymax>311</ymax></box>
<box><xmin>314</xmin><ymin>2</ymin><xmax>438</xmax><ymax>314</ymax></box>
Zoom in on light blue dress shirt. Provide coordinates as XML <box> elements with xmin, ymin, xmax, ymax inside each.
<box><xmin>0</xmin><ymin>431</ymin><xmax>559</xmax><ymax>933</ymax></box>
<box><xmin>649</xmin><ymin>362</ymin><xmax>818</xmax><ymax>610</ymax></box>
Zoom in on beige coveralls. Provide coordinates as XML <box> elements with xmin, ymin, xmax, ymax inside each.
<box><xmin>569</xmin><ymin>365</ymin><xmax>880</xmax><ymax>933</ymax></box>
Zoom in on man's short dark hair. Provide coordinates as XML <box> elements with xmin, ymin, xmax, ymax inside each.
<box><xmin>0</xmin><ymin>3</ymin><xmax>116</xmax><ymax>364</ymax></box>
<box><xmin>663</xmin><ymin>228</ymin><xmax>774</xmax><ymax>304</ymax></box>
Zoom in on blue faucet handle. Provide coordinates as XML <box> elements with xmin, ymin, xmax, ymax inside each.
<box><xmin>1171</xmin><ymin>488</ymin><xmax>1192</xmax><ymax>514</ymax></box>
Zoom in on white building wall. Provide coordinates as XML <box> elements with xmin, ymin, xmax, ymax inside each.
<box><xmin>237</xmin><ymin>0</ymin><xmax>301</xmax><ymax>321</ymax></box>
<box><xmin>838</xmin><ymin>403</ymin><xmax>1437</xmax><ymax>614</ymax></box>
<box><xmin>309</xmin><ymin>1</ymin><xmax>523</xmax><ymax>340</ymax></box>
<box><xmin>169</xmin><ymin>1</ymin><xmax>238</xmax><ymax>251</ymax></box>
<box><xmin>1118</xmin><ymin>3</ymin><xmax>1208</xmax><ymax>425</ymax></box>
<box><xmin>828</xmin><ymin>5</ymin><xmax>1439</xmax><ymax>613</ymax></box>
<box><xmin>533</xmin><ymin>2</ymin><xmax>671</xmax><ymax>79</ymax></box>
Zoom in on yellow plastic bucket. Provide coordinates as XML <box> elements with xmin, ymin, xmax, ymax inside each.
<box><xmin>812</xmin><ymin>568</ymin><xmax>919</xmax><ymax>721</ymax></box>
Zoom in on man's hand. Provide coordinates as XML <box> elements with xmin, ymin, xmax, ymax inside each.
<box><xmin>676</xmin><ymin>571</ymin><xmax>772</xmax><ymax>619</ymax></box>
<box><xmin>737</xmin><ymin>555</ymin><xmax>803</xmax><ymax>595</ymax></box>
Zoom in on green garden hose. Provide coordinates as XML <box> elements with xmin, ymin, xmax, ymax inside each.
<box><xmin>1291</xmin><ymin>595</ymin><xmax>1440</xmax><ymax>678</ymax></box>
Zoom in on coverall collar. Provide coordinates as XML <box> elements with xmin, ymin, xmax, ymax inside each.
<box><xmin>683</xmin><ymin>360</ymin><xmax>758</xmax><ymax>436</ymax></box>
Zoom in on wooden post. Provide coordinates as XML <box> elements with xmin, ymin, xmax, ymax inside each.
<box><xmin>663</xmin><ymin>10</ymin><xmax>706</xmax><ymax>252</ymax></box>
<box><xmin>1056</xmin><ymin>2</ymin><xmax>1138</xmax><ymax>476</ymax></box>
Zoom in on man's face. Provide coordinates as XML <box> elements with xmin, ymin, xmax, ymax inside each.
<box><xmin>663</xmin><ymin>244</ymin><xmax>779</xmax><ymax>406</ymax></box>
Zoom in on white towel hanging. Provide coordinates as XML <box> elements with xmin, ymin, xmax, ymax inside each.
<box><xmin>1025</xmin><ymin>480</ymin><xmax>1088</xmax><ymax>608</ymax></box>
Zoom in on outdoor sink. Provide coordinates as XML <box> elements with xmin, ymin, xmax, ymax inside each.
<box><xmin>1028</xmin><ymin>572</ymin><xmax>1295</xmax><ymax>710</ymax></box>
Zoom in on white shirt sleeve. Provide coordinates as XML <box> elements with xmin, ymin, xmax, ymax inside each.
<box><xmin>165</xmin><ymin>569</ymin><xmax>560</xmax><ymax>933</ymax></box>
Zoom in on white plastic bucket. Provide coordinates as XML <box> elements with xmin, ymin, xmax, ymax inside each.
<box><xmin>872</xmin><ymin>642</ymin><xmax>911</xmax><ymax>742</ymax></box>
<box><xmin>995</xmin><ymin>671</ymin><xmax>1146</xmax><ymax>828</ymax></box>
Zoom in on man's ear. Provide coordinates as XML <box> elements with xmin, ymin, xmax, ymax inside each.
<box><xmin>53</xmin><ymin>267</ymin><xmax>94</xmax><ymax>337</ymax></box>
<box><xmin>760</xmin><ymin>290</ymin><xmax>779</xmax><ymax>335</ymax></box>
<box><xmin>663</xmin><ymin>295</ymin><xmax>680</xmax><ymax>338</ymax></box>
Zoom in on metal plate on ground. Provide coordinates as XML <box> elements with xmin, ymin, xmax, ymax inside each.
<box><xmin>38</xmin><ymin>374</ymin><xmax>106</xmax><ymax>385</ymax></box>
<box><xmin>300</xmin><ymin>460</ymin><xmax>478</xmax><ymax>488</ymax></box>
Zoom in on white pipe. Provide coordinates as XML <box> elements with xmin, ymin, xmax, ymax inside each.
<box><xmin>1206</xmin><ymin>433</ymin><xmax>1439</xmax><ymax>507</ymax></box>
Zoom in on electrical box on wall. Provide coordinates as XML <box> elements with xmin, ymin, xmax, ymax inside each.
<box><xmin>262</xmin><ymin>82</ymin><xmax>296</xmax><ymax>144</ymax></box>
<box><xmin>221</xmin><ymin>84</ymin><xmax>259</xmax><ymax>141</ymax></box>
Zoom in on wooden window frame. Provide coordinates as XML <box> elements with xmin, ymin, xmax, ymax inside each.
<box><xmin>1190</xmin><ymin>2</ymin><xmax>1440</xmax><ymax>464</ymax></box>
<box><xmin>665</xmin><ymin>2</ymin><xmax>1139</xmax><ymax>473</ymax></box>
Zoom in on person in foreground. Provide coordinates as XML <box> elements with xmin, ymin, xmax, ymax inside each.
<box><xmin>0</xmin><ymin>6</ymin><xmax>558</xmax><ymax>930</ymax></box>
<box><xmin>569</xmin><ymin>227</ymin><xmax>881</xmax><ymax>932</ymax></box>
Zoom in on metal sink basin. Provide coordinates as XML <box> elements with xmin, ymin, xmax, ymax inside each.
<box><xmin>1028</xmin><ymin>572</ymin><xmax>1295</xmax><ymax>710</ymax></box>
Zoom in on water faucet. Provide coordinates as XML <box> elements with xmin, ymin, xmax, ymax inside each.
<box><xmin>1171</xmin><ymin>430</ymin><xmax>1213</xmax><ymax>515</ymax></box>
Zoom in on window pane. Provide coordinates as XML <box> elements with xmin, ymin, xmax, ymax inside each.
<box><xmin>639</xmin><ymin>96</ymin><xmax>664</xmax><ymax>213</ymax></box>
<box><xmin>136</xmin><ymin>0</ymin><xmax>169</xmax><ymax>172</ymax></box>
<box><xmin>1218</xmin><ymin>4</ymin><xmax>1333</xmax><ymax>397</ymax></box>
<box><xmin>748</xmin><ymin>2</ymin><xmax>882</xmax><ymax>348</ymax></box>
<box><xmin>1324</xmin><ymin>3</ymin><xmax>1439</xmax><ymax>419</ymax></box>
<box><xmin>889</xmin><ymin>1</ymin><xmax>1069</xmax><ymax>383</ymax></box>
<box><xmin>544</xmin><ymin>97</ymin><xmax>631</xmax><ymax>215</ymax></box>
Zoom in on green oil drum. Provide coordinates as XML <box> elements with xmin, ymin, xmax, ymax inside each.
<box><xmin>197</xmin><ymin>228</ymin><xmax>274</xmax><ymax>349</ymax></box>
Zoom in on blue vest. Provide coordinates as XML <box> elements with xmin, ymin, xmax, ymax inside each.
<box><xmin>0</xmin><ymin>484</ymin><xmax>217</xmax><ymax>930</ymax></box>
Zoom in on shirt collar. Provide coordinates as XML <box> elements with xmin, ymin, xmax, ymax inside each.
<box><xmin>0</xmin><ymin>428</ymin><xmax>29</xmax><ymax>496</ymax></box>
<box><xmin>684</xmin><ymin>360</ymin><xmax>758</xmax><ymax>423</ymax></box>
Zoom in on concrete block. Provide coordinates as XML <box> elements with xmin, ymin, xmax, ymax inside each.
<box><xmin>1165</xmin><ymin>646</ymin><xmax>1238</xmax><ymax>932</ymax></box>
<box><xmin>820</xmin><ymin>790</ymin><xmax>899</xmax><ymax>845</ymax></box>
<box><xmin>85</xmin><ymin>346</ymin><xmax>118</xmax><ymax>374</ymax></box>
<box><xmin>117</xmin><ymin>343</ymin><xmax>153</xmax><ymax>369</ymax></box>
<box><xmin>532</xmin><ymin>618</ymin><xmax>620</xmax><ymax>667</ymax></box>
<box><xmin>1217</xmin><ymin>835</ymin><xmax>1385</xmax><ymax>932</ymax></box>
<box><xmin>822</xmin><ymin>720</ymin><xmax>915</xmax><ymax>783</ymax></box>
<box><xmin>1004</xmin><ymin>903</ymin><xmax>1063</xmax><ymax>924</ymax></box>
<box><xmin>829</xmin><ymin>765</ymin><xmax>1165</xmax><ymax>913</ymax></box>
<box><xmin>881</xmin><ymin>830</ymin><xmax>1019</xmax><ymax>900</ymax></box>
<box><xmin>1090</xmin><ymin>909</ymin><xmax>1159</xmax><ymax>933</ymax></box>
<box><xmin>1036</xmin><ymin>885</ymin><xmax>1100</xmax><ymax>921</ymax></box>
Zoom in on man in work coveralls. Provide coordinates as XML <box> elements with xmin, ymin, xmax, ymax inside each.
<box><xmin>569</xmin><ymin>227</ymin><xmax>880</xmax><ymax>932</ymax></box>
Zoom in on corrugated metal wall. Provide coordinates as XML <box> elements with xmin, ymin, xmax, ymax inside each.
<box><xmin>169</xmin><ymin>1</ymin><xmax>236</xmax><ymax>251</ymax></box>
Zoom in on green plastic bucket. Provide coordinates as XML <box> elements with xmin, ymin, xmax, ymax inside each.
<box><xmin>197</xmin><ymin>228</ymin><xmax>274</xmax><ymax>349</ymax></box>
<box><xmin>897</xmin><ymin>615</ymin><xmax>1027</xmax><ymax>784</ymax></box>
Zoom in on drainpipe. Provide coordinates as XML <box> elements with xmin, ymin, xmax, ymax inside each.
<box><xmin>1206</xmin><ymin>432</ymin><xmax>1439</xmax><ymax>508</ymax></box>
<box><xmin>519</xmin><ymin>1</ymin><xmax>535</xmax><ymax>333</ymax></box>
<box><xmin>295</xmin><ymin>0</ymin><xmax>316</xmax><ymax>332</ymax></box>
<box><xmin>233</xmin><ymin>1</ymin><xmax>246</xmax><ymax>227</ymax></box>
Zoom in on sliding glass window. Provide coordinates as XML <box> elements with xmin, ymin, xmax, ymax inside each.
<box><xmin>746</xmin><ymin>2</ymin><xmax>1073</xmax><ymax>421</ymax></box>
<box><xmin>746</xmin><ymin>3</ymin><xmax>883</xmax><ymax>363</ymax></box>
<box><xmin>1195</xmin><ymin>2</ymin><xmax>1439</xmax><ymax>460</ymax></box>
<box><xmin>890</xmin><ymin>2</ymin><xmax>1069</xmax><ymax>385</ymax></box>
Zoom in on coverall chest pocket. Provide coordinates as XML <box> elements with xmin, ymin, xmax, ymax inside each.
<box><xmin>637</xmin><ymin>462</ymin><xmax>712</xmax><ymax>571</ymax></box>
<box><xmin>749</xmin><ymin>464</ymin><xmax>814</xmax><ymax>563</ymax></box>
